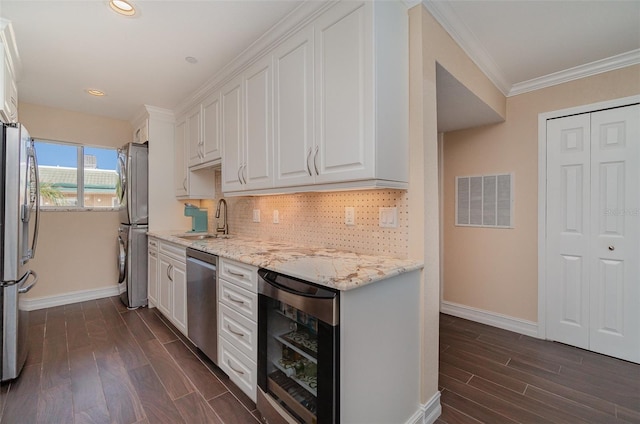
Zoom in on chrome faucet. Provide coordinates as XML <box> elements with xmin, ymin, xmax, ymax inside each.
<box><xmin>215</xmin><ymin>198</ymin><xmax>228</xmax><ymax>235</ymax></box>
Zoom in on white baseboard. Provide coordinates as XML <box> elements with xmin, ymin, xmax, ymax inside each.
<box><xmin>440</xmin><ymin>301</ymin><xmax>539</xmax><ymax>338</ymax></box>
<box><xmin>21</xmin><ymin>285</ymin><xmax>120</xmax><ymax>311</ymax></box>
<box><xmin>419</xmin><ymin>391</ymin><xmax>442</xmax><ymax>424</ymax></box>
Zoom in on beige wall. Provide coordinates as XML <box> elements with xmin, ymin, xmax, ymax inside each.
<box><xmin>442</xmin><ymin>65</ymin><xmax>640</xmax><ymax>322</ymax></box>
<box><xmin>18</xmin><ymin>102</ymin><xmax>132</xmax><ymax>299</ymax></box>
<box><xmin>407</xmin><ymin>4</ymin><xmax>508</xmax><ymax>406</ymax></box>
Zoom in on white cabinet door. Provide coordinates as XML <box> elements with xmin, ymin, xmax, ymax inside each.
<box><xmin>202</xmin><ymin>92</ymin><xmax>222</xmax><ymax>164</ymax></box>
<box><xmin>221</xmin><ymin>76</ymin><xmax>244</xmax><ymax>192</ymax></box>
<box><xmin>314</xmin><ymin>1</ymin><xmax>373</xmax><ymax>184</ymax></box>
<box><xmin>244</xmin><ymin>56</ymin><xmax>273</xmax><ymax>190</ymax></box>
<box><xmin>273</xmin><ymin>26</ymin><xmax>315</xmax><ymax>188</ymax></box>
<box><xmin>174</xmin><ymin>118</ymin><xmax>188</xmax><ymax>196</ymax></box>
<box><xmin>147</xmin><ymin>242</ymin><xmax>158</xmax><ymax>307</ymax></box>
<box><xmin>186</xmin><ymin>105</ymin><xmax>202</xmax><ymax>168</ymax></box>
<box><xmin>171</xmin><ymin>259</ymin><xmax>188</xmax><ymax>336</ymax></box>
<box><xmin>158</xmin><ymin>255</ymin><xmax>172</xmax><ymax>317</ymax></box>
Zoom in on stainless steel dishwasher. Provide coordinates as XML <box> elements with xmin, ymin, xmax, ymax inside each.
<box><xmin>186</xmin><ymin>248</ymin><xmax>218</xmax><ymax>365</ymax></box>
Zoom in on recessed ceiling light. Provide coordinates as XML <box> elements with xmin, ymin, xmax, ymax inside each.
<box><xmin>86</xmin><ymin>89</ymin><xmax>106</xmax><ymax>97</ymax></box>
<box><xmin>109</xmin><ymin>0</ymin><xmax>136</xmax><ymax>16</ymax></box>
<box><xmin>185</xmin><ymin>56</ymin><xmax>198</xmax><ymax>64</ymax></box>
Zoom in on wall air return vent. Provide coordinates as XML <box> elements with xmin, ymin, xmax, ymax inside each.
<box><xmin>455</xmin><ymin>173</ymin><xmax>513</xmax><ymax>228</ymax></box>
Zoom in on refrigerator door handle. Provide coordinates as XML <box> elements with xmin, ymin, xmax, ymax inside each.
<box><xmin>18</xmin><ymin>270</ymin><xmax>38</xmax><ymax>294</ymax></box>
<box><xmin>29</xmin><ymin>142</ymin><xmax>41</xmax><ymax>259</ymax></box>
<box><xmin>117</xmin><ymin>153</ymin><xmax>127</xmax><ymax>204</ymax></box>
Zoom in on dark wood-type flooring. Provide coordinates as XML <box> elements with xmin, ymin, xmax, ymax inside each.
<box><xmin>437</xmin><ymin>313</ymin><xmax>640</xmax><ymax>424</ymax></box>
<box><xmin>0</xmin><ymin>296</ymin><xmax>261</xmax><ymax>424</ymax></box>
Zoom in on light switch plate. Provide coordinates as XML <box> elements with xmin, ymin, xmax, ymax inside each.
<box><xmin>345</xmin><ymin>207</ymin><xmax>355</xmax><ymax>226</ymax></box>
<box><xmin>253</xmin><ymin>209</ymin><xmax>260</xmax><ymax>223</ymax></box>
<box><xmin>273</xmin><ymin>210</ymin><xmax>279</xmax><ymax>224</ymax></box>
<box><xmin>379</xmin><ymin>207</ymin><xmax>398</xmax><ymax>228</ymax></box>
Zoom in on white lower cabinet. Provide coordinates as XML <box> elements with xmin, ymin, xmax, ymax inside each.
<box><xmin>150</xmin><ymin>238</ymin><xmax>188</xmax><ymax>337</ymax></box>
<box><xmin>147</xmin><ymin>238</ymin><xmax>158</xmax><ymax>307</ymax></box>
<box><xmin>218</xmin><ymin>257</ymin><xmax>258</xmax><ymax>401</ymax></box>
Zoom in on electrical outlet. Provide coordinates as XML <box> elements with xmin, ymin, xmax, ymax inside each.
<box><xmin>273</xmin><ymin>210</ymin><xmax>279</xmax><ymax>224</ymax></box>
<box><xmin>252</xmin><ymin>209</ymin><xmax>261</xmax><ymax>223</ymax></box>
<box><xmin>345</xmin><ymin>207</ymin><xmax>355</xmax><ymax>226</ymax></box>
<box><xmin>379</xmin><ymin>207</ymin><xmax>398</xmax><ymax>228</ymax></box>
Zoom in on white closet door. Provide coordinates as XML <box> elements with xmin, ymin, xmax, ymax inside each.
<box><xmin>547</xmin><ymin>104</ymin><xmax>639</xmax><ymax>363</ymax></box>
<box><xmin>588</xmin><ymin>105</ymin><xmax>639</xmax><ymax>363</ymax></box>
<box><xmin>546</xmin><ymin>114</ymin><xmax>591</xmax><ymax>349</ymax></box>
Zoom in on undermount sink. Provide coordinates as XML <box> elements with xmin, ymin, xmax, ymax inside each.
<box><xmin>175</xmin><ymin>233</ymin><xmax>232</xmax><ymax>241</ymax></box>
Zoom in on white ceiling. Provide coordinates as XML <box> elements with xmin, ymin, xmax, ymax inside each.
<box><xmin>1</xmin><ymin>0</ymin><xmax>639</xmax><ymax>127</ymax></box>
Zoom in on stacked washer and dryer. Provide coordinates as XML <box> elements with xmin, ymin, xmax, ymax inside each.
<box><xmin>116</xmin><ymin>142</ymin><xmax>148</xmax><ymax>308</ymax></box>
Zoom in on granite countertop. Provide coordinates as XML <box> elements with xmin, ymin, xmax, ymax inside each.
<box><xmin>147</xmin><ymin>231</ymin><xmax>423</xmax><ymax>291</ymax></box>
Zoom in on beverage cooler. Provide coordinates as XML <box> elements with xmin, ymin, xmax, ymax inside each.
<box><xmin>257</xmin><ymin>269</ymin><xmax>339</xmax><ymax>424</ymax></box>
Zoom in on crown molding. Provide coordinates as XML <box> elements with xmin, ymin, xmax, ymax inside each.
<box><xmin>508</xmin><ymin>49</ymin><xmax>640</xmax><ymax>97</ymax></box>
<box><xmin>422</xmin><ymin>0</ymin><xmax>511</xmax><ymax>95</ymax></box>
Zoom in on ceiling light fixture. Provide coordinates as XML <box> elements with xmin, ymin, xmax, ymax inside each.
<box><xmin>109</xmin><ymin>0</ymin><xmax>136</xmax><ymax>16</ymax></box>
<box><xmin>86</xmin><ymin>89</ymin><xmax>106</xmax><ymax>97</ymax></box>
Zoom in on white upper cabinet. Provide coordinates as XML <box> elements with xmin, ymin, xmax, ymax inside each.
<box><xmin>221</xmin><ymin>75</ymin><xmax>244</xmax><ymax>192</ymax></box>
<box><xmin>0</xmin><ymin>20</ymin><xmax>18</xmax><ymax>124</ymax></box>
<box><xmin>178</xmin><ymin>1</ymin><xmax>408</xmax><ymax>195</ymax></box>
<box><xmin>222</xmin><ymin>55</ymin><xmax>273</xmax><ymax>193</ymax></box>
<box><xmin>273</xmin><ymin>26</ymin><xmax>315</xmax><ymax>188</ymax></box>
<box><xmin>187</xmin><ymin>92</ymin><xmax>222</xmax><ymax>170</ymax></box>
<box><xmin>174</xmin><ymin>118</ymin><xmax>189</xmax><ymax>197</ymax></box>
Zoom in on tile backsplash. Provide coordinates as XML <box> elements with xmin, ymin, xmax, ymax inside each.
<box><xmin>201</xmin><ymin>174</ymin><xmax>409</xmax><ymax>258</ymax></box>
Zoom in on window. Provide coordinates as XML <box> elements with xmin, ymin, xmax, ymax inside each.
<box><xmin>456</xmin><ymin>173</ymin><xmax>513</xmax><ymax>228</ymax></box>
<box><xmin>34</xmin><ymin>140</ymin><xmax>120</xmax><ymax>209</ymax></box>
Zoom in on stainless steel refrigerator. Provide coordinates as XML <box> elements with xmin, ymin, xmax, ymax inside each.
<box><xmin>0</xmin><ymin>123</ymin><xmax>40</xmax><ymax>381</ymax></box>
<box><xmin>116</xmin><ymin>142</ymin><xmax>148</xmax><ymax>308</ymax></box>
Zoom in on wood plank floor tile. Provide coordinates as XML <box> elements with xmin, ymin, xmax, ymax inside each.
<box><xmin>128</xmin><ymin>364</ymin><xmax>186</xmax><ymax>424</ymax></box>
<box><xmin>86</xmin><ymin>319</ymin><xmax>118</xmax><ymax>357</ymax></box>
<box><xmin>41</xmin><ymin>339</ymin><xmax>70</xmax><ymax>390</ymax></box>
<box><xmin>121</xmin><ymin>310</ymin><xmax>156</xmax><ymax>343</ymax></box>
<box><xmin>74</xmin><ymin>403</ymin><xmax>112</xmax><ymax>424</ymax></box>
<box><xmin>106</xmin><ymin>321</ymin><xmax>149</xmax><ymax>370</ymax></box>
<box><xmin>208</xmin><ymin>392</ymin><xmax>260</xmax><ymax>424</ymax></box>
<box><xmin>96</xmin><ymin>351</ymin><xmax>146</xmax><ymax>424</ymax></box>
<box><xmin>81</xmin><ymin>299</ymin><xmax>104</xmax><ymax>322</ymax></box>
<box><xmin>30</xmin><ymin>309</ymin><xmax>47</xmax><ymax>326</ymax></box>
<box><xmin>467</xmin><ymin>375</ymin><xmax>590</xmax><ymax>424</ymax></box>
<box><xmin>140</xmin><ymin>339</ymin><xmax>195</xmax><ymax>400</ymax></box>
<box><xmin>66</xmin><ymin>311</ymin><xmax>92</xmax><ymax>352</ymax></box>
<box><xmin>2</xmin><ymin>364</ymin><xmax>40</xmax><ymax>423</ymax></box>
<box><xmin>36</xmin><ymin>383</ymin><xmax>74</xmax><ymax>424</ymax></box>
<box><xmin>69</xmin><ymin>346</ymin><xmax>108</xmax><ymax>414</ymax></box>
<box><xmin>136</xmin><ymin>308</ymin><xmax>178</xmax><ymax>343</ymax></box>
<box><xmin>440</xmin><ymin>373</ymin><xmax>553</xmax><ymax>424</ymax></box>
<box><xmin>163</xmin><ymin>340</ymin><xmax>228</xmax><ymax>401</ymax></box>
<box><xmin>440</xmin><ymin>389</ymin><xmax>518</xmax><ymax>424</ymax></box>
<box><xmin>616</xmin><ymin>405</ymin><xmax>640</xmax><ymax>423</ymax></box>
<box><xmin>438</xmin><ymin>361</ymin><xmax>472</xmax><ymax>384</ymax></box>
<box><xmin>439</xmin><ymin>403</ymin><xmax>483</xmax><ymax>424</ymax></box>
<box><xmin>26</xmin><ymin>323</ymin><xmax>45</xmax><ymax>366</ymax></box>
<box><xmin>110</xmin><ymin>295</ymin><xmax>129</xmax><ymax>313</ymax></box>
<box><xmin>175</xmin><ymin>392</ymin><xmax>224</xmax><ymax>423</ymax></box>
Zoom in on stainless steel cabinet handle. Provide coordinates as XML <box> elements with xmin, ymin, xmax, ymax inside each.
<box><xmin>608</xmin><ymin>246</ymin><xmax>615</xmax><ymax>251</ymax></box>
<box><xmin>313</xmin><ymin>145</ymin><xmax>319</xmax><ymax>175</ymax></box>
<box><xmin>167</xmin><ymin>264</ymin><xmax>173</xmax><ymax>281</ymax></box>
<box><xmin>182</xmin><ymin>178</ymin><xmax>187</xmax><ymax>191</ymax></box>
<box><xmin>227</xmin><ymin>359</ymin><xmax>245</xmax><ymax>375</ymax></box>
<box><xmin>237</xmin><ymin>166</ymin><xmax>243</xmax><ymax>184</ymax></box>
<box><xmin>149</xmin><ymin>241</ymin><xmax>157</xmax><ymax>247</ymax></box>
<box><xmin>149</xmin><ymin>251</ymin><xmax>156</xmax><ymax>258</ymax></box>
<box><xmin>227</xmin><ymin>325</ymin><xmax>245</xmax><ymax>337</ymax></box>
<box><xmin>227</xmin><ymin>269</ymin><xmax>245</xmax><ymax>278</ymax></box>
<box><xmin>306</xmin><ymin>147</ymin><xmax>313</xmax><ymax>176</ymax></box>
<box><xmin>227</xmin><ymin>294</ymin><xmax>245</xmax><ymax>305</ymax></box>
<box><xmin>241</xmin><ymin>164</ymin><xmax>247</xmax><ymax>185</ymax></box>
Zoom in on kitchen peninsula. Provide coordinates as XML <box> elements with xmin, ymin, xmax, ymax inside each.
<box><xmin>148</xmin><ymin>231</ymin><xmax>424</xmax><ymax>423</ymax></box>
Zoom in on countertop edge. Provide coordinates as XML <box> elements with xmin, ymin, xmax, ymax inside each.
<box><xmin>147</xmin><ymin>231</ymin><xmax>424</xmax><ymax>291</ymax></box>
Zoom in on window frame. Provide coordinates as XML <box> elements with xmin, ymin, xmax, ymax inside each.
<box><xmin>34</xmin><ymin>139</ymin><xmax>121</xmax><ymax>212</ymax></box>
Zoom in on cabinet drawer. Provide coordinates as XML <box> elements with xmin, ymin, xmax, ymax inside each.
<box><xmin>219</xmin><ymin>303</ymin><xmax>257</xmax><ymax>361</ymax></box>
<box><xmin>219</xmin><ymin>337</ymin><xmax>256</xmax><ymax>402</ymax></box>
<box><xmin>159</xmin><ymin>240</ymin><xmax>185</xmax><ymax>261</ymax></box>
<box><xmin>219</xmin><ymin>278</ymin><xmax>257</xmax><ymax>321</ymax></box>
<box><xmin>219</xmin><ymin>258</ymin><xmax>257</xmax><ymax>292</ymax></box>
